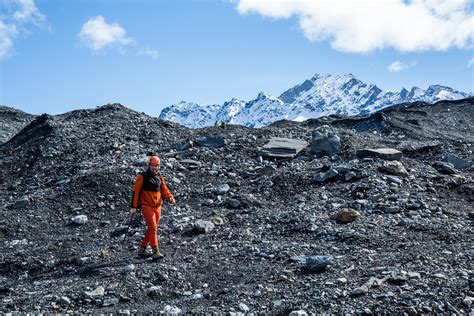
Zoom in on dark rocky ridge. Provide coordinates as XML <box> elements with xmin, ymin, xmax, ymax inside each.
<box><xmin>0</xmin><ymin>100</ymin><xmax>473</xmax><ymax>314</ymax></box>
<box><xmin>0</xmin><ymin>106</ymin><xmax>35</xmax><ymax>145</ymax></box>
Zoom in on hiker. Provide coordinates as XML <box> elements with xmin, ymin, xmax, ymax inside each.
<box><xmin>130</xmin><ymin>155</ymin><xmax>176</xmax><ymax>259</ymax></box>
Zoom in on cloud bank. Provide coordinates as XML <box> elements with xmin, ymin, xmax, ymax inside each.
<box><xmin>236</xmin><ymin>0</ymin><xmax>474</xmax><ymax>53</ymax></box>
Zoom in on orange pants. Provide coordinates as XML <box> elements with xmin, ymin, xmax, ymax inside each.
<box><xmin>140</xmin><ymin>205</ymin><xmax>162</xmax><ymax>248</ymax></box>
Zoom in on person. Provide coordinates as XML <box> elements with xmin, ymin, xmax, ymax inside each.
<box><xmin>130</xmin><ymin>155</ymin><xmax>176</xmax><ymax>259</ymax></box>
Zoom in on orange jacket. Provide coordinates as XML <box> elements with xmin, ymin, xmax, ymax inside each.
<box><xmin>131</xmin><ymin>170</ymin><xmax>173</xmax><ymax>208</ymax></box>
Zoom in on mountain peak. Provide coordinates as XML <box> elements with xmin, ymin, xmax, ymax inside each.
<box><xmin>257</xmin><ymin>91</ymin><xmax>268</xmax><ymax>99</ymax></box>
<box><xmin>310</xmin><ymin>73</ymin><xmax>356</xmax><ymax>82</ymax></box>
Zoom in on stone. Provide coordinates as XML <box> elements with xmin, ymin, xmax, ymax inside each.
<box><xmin>194</xmin><ymin>220</ymin><xmax>215</xmax><ymax>233</ymax></box>
<box><xmin>269</xmin><ymin>213</ymin><xmax>279</xmax><ymax>224</ymax></box>
<box><xmin>228</xmin><ymin>198</ymin><xmax>241</xmax><ymax>208</ymax></box>
<box><xmin>261</xmin><ymin>137</ymin><xmax>308</xmax><ymax>158</ymax></box>
<box><xmin>59</xmin><ymin>296</ymin><xmax>71</xmax><ymax>307</ymax></box>
<box><xmin>103</xmin><ymin>298</ymin><xmax>119</xmax><ymax>307</ymax></box>
<box><xmin>440</xmin><ymin>153</ymin><xmax>472</xmax><ymax>169</ymax></box>
<box><xmin>176</xmin><ymin>140</ymin><xmax>193</xmax><ymax>151</ymax></box>
<box><xmin>179</xmin><ymin>159</ymin><xmax>202</xmax><ymax>170</ymax></box>
<box><xmin>314</xmin><ymin>168</ymin><xmax>339</xmax><ymax>182</ymax></box>
<box><xmin>304</xmin><ymin>256</ymin><xmax>333</xmax><ymax>273</ymax></box>
<box><xmin>351</xmin><ymin>285</ymin><xmax>369</xmax><ymax>296</ymax></box>
<box><xmin>329</xmin><ymin>208</ymin><xmax>361</xmax><ymax>223</ymax></box>
<box><xmin>432</xmin><ymin>161</ymin><xmax>457</xmax><ymax>174</ymax></box>
<box><xmin>214</xmin><ymin>184</ymin><xmax>230</xmax><ymax>195</ymax></box>
<box><xmin>357</xmin><ymin>148</ymin><xmax>403</xmax><ymax>161</ymax></box>
<box><xmin>13</xmin><ymin>198</ymin><xmax>28</xmax><ymax>209</ymax></box>
<box><xmin>71</xmin><ymin>215</ymin><xmax>88</xmax><ymax>225</ymax></box>
<box><xmin>147</xmin><ymin>286</ymin><xmax>161</xmax><ymax>297</ymax></box>
<box><xmin>239</xmin><ymin>303</ymin><xmax>250</xmax><ymax>312</ymax></box>
<box><xmin>408</xmin><ymin>272</ymin><xmax>421</xmax><ymax>279</ymax></box>
<box><xmin>379</xmin><ymin>161</ymin><xmax>409</xmax><ymax>176</ymax></box>
<box><xmin>310</xmin><ymin>125</ymin><xmax>341</xmax><ymax>156</ymax></box>
<box><xmin>386</xmin><ymin>175</ymin><xmax>403</xmax><ymax>184</ymax></box>
<box><xmin>289</xmin><ymin>311</ymin><xmax>308</xmax><ymax>316</ymax></box>
<box><xmin>211</xmin><ymin>216</ymin><xmax>224</xmax><ymax>226</ymax></box>
<box><xmin>162</xmin><ymin>305</ymin><xmax>182</xmax><ymax>315</ymax></box>
<box><xmin>384</xmin><ymin>206</ymin><xmax>400</xmax><ymax>213</ymax></box>
<box><xmin>345</xmin><ymin>171</ymin><xmax>357</xmax><ymax>181</ymax></box>
<box><xmin>75</xmin><ymin>257</ymin><xmax>90</xmax><ymax>266</ymax></box>
<box><xmin>84</xmin><ymin>286</ymin><xmax>105</xmax><ymax>299</ymax></box>
<box><xmin>463</xmin><ymin>296</ymin><xmax>473</xmax><ymax>307</ymax></box>
<box><xmin>195</xmin><ymin>136</ymin><xmax>226</xmax><ymax>148</ymax></box>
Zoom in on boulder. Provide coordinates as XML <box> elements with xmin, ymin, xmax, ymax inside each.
<box><xmin>195</xmin><ymin>136</ymin><xmax>226</xmax><ymax>149</ymax></box>
<box><xmin>379</xmin><ymin>161</ymin><xmax>409</xmax><ymax>176</ymax></box>
<box><xmin>314</xmin><ymin>168</ymin><xmax>338</xmax><ymax>182</ymax></box>
<box><xmin>440</xmin><ymin>153</ymin><xmax>472</xmax><ymax>170</ymax></box>
<box><xmin>304</xmin><ymin>256</ymin><xmax>333</xmax><ymax>273</ymax></box>
<box><xmin>179</xmin><ymin>159</ymin><xmax>202</xmax><ymax>170</ymax></box>
<box><xmin>357</xmin><ymin>148</ymin><xmax>403</xmax><ymax>161</ymax></box>
<box><xmin>194</xmin><ymin>220</ymin><xmax>215</xmax><ymax>234</ymax></box>
<box><xmin>71</xmin><ymin>215</ymin><xmax>88</xmax><ymax>225</ymax></box>
<box><xmin>432</xmin><ymin>161</ymin><xmax>457</xmax><ymax>174</ymax></box>
<box><xmin>176</xmin><ymin>140</ymin><xmax>193</xmax><ymax>151</ymax></box>
<box><xmin>310</xmin><ymin>125</ymin><xmax>341</xmax><ymax>156</ymax></box>
<box><xmin>13</xmin><ymin>198</ymin><xmax>29</xmax><ymax>209</ymax></box>
<box><xmin>330</xmin><ymin>208</ymin><xmax>361</xmax><ymax>223</ymax></box>
<box><xmin>261</xmin><ymin>137</ymin><xmax>308</xmax><ymax>158</ymax></box>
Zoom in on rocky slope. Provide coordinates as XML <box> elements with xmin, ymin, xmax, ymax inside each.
<box><xmin>0</xmin><ymin>106</ymin><xmax>35</xmax><ymax>145</ymax></box>
<box><xmin>159</xmin><ymin>74</ymin><xmax>470</xmax><ymax>128</ymax></box>
<box><xmin>0</xmin><ymin>99</ymin><xmax>473</xmax><ymax>314</ymax></box>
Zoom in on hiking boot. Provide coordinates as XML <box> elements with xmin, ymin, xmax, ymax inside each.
<box><xmin>137</xmin><ymin>246</ymin><xmax>152</xmax><ymax>258</ymax></box>
<box><xmin>151</xmin><ymin>246</ymin><xmax>164</xmax><ymax>260</ymax></box>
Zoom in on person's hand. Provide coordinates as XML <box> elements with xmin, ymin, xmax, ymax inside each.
<box><xmin>130</xmin><ymin>208</ymin><xmax>137</xmax><ymax>215</ymax></box>
<box><xmin>169</xmin><ymin>197</ymin><xmax>176</xmax><ymax>205</ymax></box>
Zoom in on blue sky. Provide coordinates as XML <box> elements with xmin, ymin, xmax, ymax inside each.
<box><xmin>1</xmin><ymin>0</ymin><xmax>473</xmax><ymax>116</ymax></box>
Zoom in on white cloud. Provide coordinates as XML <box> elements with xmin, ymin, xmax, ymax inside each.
<box><xmin>78</xmin><ymin>16</ymin><xmax>134</xmax><ymax>52</ymax></box>
<box><xmin>138</xmin><ymin>47</ymin><xmax>159</xmax><ymax>60</ymax></box>
<box><xmin>12</xmin><ymin>0</ymin><xmax>45</xmax><ymax>23</ymax></box>
<box><xmin>468</xmin><ymin>57</ymin><xmax>474</xmax><ymax>67</ymax></box>
<box><xmin>0</xmin><ymin>0</ymin><xmax>45</xmax><ymax>59</ymax></box>
<box><xmin>236</xmin><ymin>0</ymin><xmax>474</xmax><ymax>53</ymax></box>
<box><xmin>388</xmin><ymin>60</ymin><xmax>408</xmax><ymax>72</ymax></box>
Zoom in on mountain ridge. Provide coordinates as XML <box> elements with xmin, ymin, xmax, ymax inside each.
<box><xmin>159</xmin><ymin>74</ymin><xmax>470</xmax><ymax>128</ymax></box>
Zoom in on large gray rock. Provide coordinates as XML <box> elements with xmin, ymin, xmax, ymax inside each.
<box><xmin>304</xmin><ymin>256</ymin><xmax>333</xmax><ymax>273</ymax></box>
<box><xmin>176</xmin><ymin>140</ymin><xmax>193</xmax><ymax>151</ymax></box>
<box><xmin>310</xmin><ymin>125</ymin><xmax>341</xmax><ymax>156</ymax></box>
<box><xmin>71</xmin><ymin>215</ymin><xmax>88</xmax><ymax>225</ymax></box>
<box><xmin>379</xmin><ymin>161</ymin><xmax>409</xmax><ymax>176</ymax></box>
<box><xmin>13</xmin><ymin>198</ymin><xmax>29</xmax><ymax>209</ymax></box>
<box><xmin>195</xmin><ymin>136</ymin><xmax>226</xmax><ymax>148</ymax></box>
<box><xmin>440</xmin><ymin>153</ymin><xmax>472</xmax><ymax>170</ymax></box>
<box><xmin>179</xmin><ymin>159</ymin><xmax>202</xmax><ymax>170</ymax></box>
<box><xmin>84</xmin><ymin>286</ymin><xmax>105</xmax><ymax>299</ymax></box>
<box><xmin>194</xmin><ymin>220</ymin><xmax>215</xmax><ymax>234</ymax></box>
<box><xmin>357</xmin><ymin>148</ymin><xmax>403</xmax><ymax>161</ymax></box>
<box><xmin>213</xmin><ymin>184</ymin><xmax>230</xmax><ymax>195</ymax></box>
<box><xmin>432</xmin><ymin>161</ymin><xmax>457</xmax><ymax>174</ymax></box>
<box><xmin>261</xmin><ymin>137</ymin><xmax>308</xmax><ymax>158</ymax></box>
<box><xmin>314</xmin><ymin>168</ymin><xmax>339</xmax><ymax>182</ymax></box>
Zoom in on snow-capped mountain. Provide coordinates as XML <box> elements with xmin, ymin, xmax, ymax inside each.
<box><xmin>159</xmin><ymin>101</ymin><xmax>220</xmax><ymax>128</ymax></box>
<box><xmin>159</xmin><ymin>74</ymin><xmax>470</xmax><ymax>128</ymax></box>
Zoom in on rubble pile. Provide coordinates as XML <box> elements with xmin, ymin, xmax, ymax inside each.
<box><xmin>0</xmin><ymin>100</ymin><xmax>473</xmax><ymax>314</ymax></box>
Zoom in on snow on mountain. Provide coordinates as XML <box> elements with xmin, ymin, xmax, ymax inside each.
<box><xmin>159</xmin><ymin>74</ymin><xmax>470</xmax><ymax>128</ymax></box>
<box><xmin>232</xmin><ymin>92</ymin><xmax>286</xmax><ymax>128</ymax></box>
<box><xmin>158</xmin><ymin>101</ymin><xmax>220</xmax><ymax>128</ymax></box>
